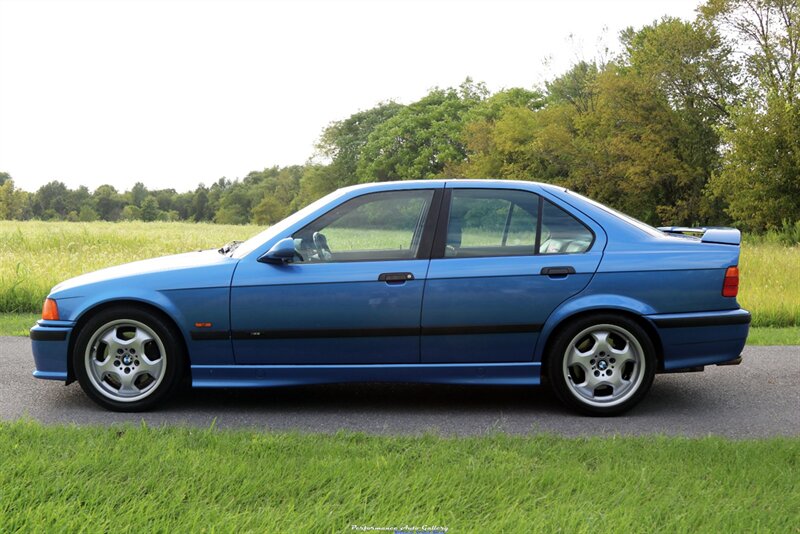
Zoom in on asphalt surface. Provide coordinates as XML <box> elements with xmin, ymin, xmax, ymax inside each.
<box><xmin>3</xmin><ymin>337</ymin><xmax>798</xmax><ymax>437</ymax></box>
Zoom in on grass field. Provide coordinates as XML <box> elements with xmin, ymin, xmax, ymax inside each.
<box><xmin>0</xmin><ymin>313</ymin><xmax>40</xmax><ymax>336</ymax></box>
<box><xmin>739</xmin><ymin>241</ymin><xmax>800</xmax><ymax>327</ymax></box>
<box><xmin>745</xmin><ymin>326</ymin><xmax>800</xmax><ymax>345</ymax></box>
<box><xmin>0</xmin><ymin>420</ymin><xmax>797</xmax><ymax>532</ymax></box>
<box><xmin>0</xmin><ymin>220</ymin><xmax>262</xmax><ymax>314</ymax></box>
<box><xmin>2</xmin><ymin>220</ymin><xmax>799</xmax><ymax>327</ymax></box>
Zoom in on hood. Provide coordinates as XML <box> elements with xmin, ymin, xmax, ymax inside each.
<box><xmin>51</xmin><ymin>249</ymin><xmax>239</xmax><ymax>296</ymax></box>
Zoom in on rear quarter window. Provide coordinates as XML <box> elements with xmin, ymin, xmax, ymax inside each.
<box><xmin>540</xmin><ymin>199</ymin><xmax>594</xmax><ymax>254</ymax></box>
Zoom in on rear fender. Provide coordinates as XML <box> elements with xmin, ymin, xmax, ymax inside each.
<box><xmin>534</xmin><ymin>293</ymin><xmax>657</xmax><ymax>363</ymax></box>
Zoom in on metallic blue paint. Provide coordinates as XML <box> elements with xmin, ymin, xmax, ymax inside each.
<box><xmin>30</xmin><ymin>324</ymin><xmax>71</xmax><ymax>380</ymax></box>
<box><xmin>644</xmin><ymin>309</ymin><xmax>750</xmax><ymax>370</ymax></box>
<box><xmin>191</xmin><ymin>362</ymin><xmax>541</xmax><ymax>388</ymax></box>
<box><xmin>421</xmin><ymin>269</ymin><xmax>594</xmax><ymax>363</ymax></box>
<box><xmin>31</xmin><ymin>179</ymin><xmax>750</xmax><ymax>393</ymax></box>
<box><xmin>231</xmin><ymin>259</ymin><xmax>429</xmax><ymax>364</ymax></box>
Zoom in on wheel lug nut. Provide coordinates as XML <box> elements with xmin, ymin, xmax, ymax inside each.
<box><xmin>594</xmin><ymin>370</ymin><xmax>600</xmax><ymax>377</ymax></box>
<box><xmin>610</xmin><ymin>358</ymin><xmax>616</xmax><ymax>363</ymax></box>
<box><xmin>114</xmin><ymin>360</ymin><xmax>120</xmax><ymax>366</ymax></box>
<box><xmin>117</xmin><ymin>349</ymin><xmax>123</xmax><ymax>354</ymax></box>
<box><xmin>134</xmin><ymin>360</ymin><xmax>140</xmax><ymax>366</ymax></box>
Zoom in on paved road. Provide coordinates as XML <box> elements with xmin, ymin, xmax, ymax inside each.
<box><xmin>3</xmin><ymin>337</ymin><xmax>798</xmax><ymax>437</ymax></box>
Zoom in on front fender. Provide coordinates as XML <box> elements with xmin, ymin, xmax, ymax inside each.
<box><xmin>55</xmin><ymin>286</ymin><xmax>234</xmax><ymax>366</ymax></box>
<box><xmin>533</xmin><ymin>293</ymin><xmax>657</xmax><ymax>362</ymax></box>
<box><xmin>59</xmin><ymin>290</ymin><xmax>183</xmax><ymax>326</ymax></box>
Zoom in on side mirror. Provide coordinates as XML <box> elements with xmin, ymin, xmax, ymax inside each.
<box><xmin>258</xmin><ymin>238</ymin><xmax>297</xmax><ymax>264</ymax></box>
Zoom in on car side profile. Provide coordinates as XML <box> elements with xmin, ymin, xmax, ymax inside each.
<box><xmin>30</xmin><ymin>180</ymin><xmax>750</xmax><ymax>415</ymax></box>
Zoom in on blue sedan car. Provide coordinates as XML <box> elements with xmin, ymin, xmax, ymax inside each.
<box><xmin>30</xmin><ymin>180</ymin><xmax>750</xmax><ymax>415</ymax></box>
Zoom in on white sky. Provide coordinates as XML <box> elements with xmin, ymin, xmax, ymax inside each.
<box><xmin>0</xmin><ymin>0</ymin><xmax>700</xmax><ymax>193</ymax></box>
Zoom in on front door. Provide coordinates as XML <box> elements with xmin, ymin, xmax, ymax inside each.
<box><xmin>230</xmin><ymin>188</ymin><xmax>441</xmax><ymax>365</ymax></box>
<box><xmin>421</xmin><ymin>185</ymin><xmax>603</xmax><ymax>363</ymax></box>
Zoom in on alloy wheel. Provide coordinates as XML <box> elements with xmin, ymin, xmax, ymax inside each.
<box><xmin>84</xmin><ymin>319</ymin><xmax>167</xmax><ymax>403</ymax></box>
<box><xmin>562</xmin><ymin>323</ymin><xmax>646</xmax><ymax>408</ymax></box>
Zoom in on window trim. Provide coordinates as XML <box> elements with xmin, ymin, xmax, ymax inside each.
<box><xmin>290</xmin><ymin>188</ymin><xmax>443</xmax><ymax>264</ymax></box>
<box><xmin>431</xmin><ymin>187</ymin><xmax>596</xmax><ymax>259</ymax></box>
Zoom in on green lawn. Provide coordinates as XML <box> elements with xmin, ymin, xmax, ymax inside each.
<box><xmin>0</xmin><ymin>420</ymin><xmax>796</xmax><ymax>532</ymax></box>
<box><xmin>745</xmin><ymin>326</ymin><xmax>800</xmax><ymax>345</ymax></box>
<box><xmin>0</xmin><ymin>313</ymin><xmax>39</xmax><ymax>337</ymax></box>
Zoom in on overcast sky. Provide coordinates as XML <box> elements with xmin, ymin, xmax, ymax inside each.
<box><xmin>0</xmin><ymin>0</ymin><xmax>700</xmax><ymax>193</ymax></box>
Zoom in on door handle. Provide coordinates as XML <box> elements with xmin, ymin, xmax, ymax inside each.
<box><xmin>378</xmin><ymin>272</ymin><xmax>415</xmax><ymax>283</ymax></box>
<box><xmin>541</xmin><ymin>266</ymin><xmax>576</xmax><ymax>277</ymax></box>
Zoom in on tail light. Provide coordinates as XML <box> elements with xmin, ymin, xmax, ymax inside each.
<box><xmin>41</xmin><ymin>298</ymin><xmax>59</xmax><ymax>321</ymax></box>
<box><xmin>722</xmin><ymin>266</ymin><xmax>739</xmax><ymax>298</ymax></box>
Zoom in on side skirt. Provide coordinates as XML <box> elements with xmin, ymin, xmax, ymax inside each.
<box><xmin>191</xmin><ymin>362</ymin><xmax>541</xmax><ymax>388</ymax></box>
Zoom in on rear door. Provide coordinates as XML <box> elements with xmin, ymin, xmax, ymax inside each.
<box><xmin>421</xmin><ymin>184</ymin><xmax>604</xmax><ymax>363</ymax></box>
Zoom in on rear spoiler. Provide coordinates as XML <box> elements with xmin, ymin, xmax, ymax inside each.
<box><xmin>657</xmin><ymin>227</ymin><xmax>741</xmax><ymax>246</ymax></box>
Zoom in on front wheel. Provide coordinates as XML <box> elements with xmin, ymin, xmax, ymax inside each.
<box><xmin>73</xmin><ymin>307</ymin><xmax>184</xmax><ymax>412</ymax></box>
<box><xmin>547</xmin><ymin>314</ymin><xmax>656</xmax><ymax>416</ymax></box>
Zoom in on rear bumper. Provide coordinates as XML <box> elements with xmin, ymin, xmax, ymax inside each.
<box><xmin>645</xmin><ymin>309</ymin><xmax>750</xmax><ymax>371</ymax></box>
<box><xmin>30</xmin><ymin>323</ymin><xmax>72</xmax><ymax>381</ymax></box>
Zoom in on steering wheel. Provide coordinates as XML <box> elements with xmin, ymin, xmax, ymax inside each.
<box><xmin>312</xmin><ymin>231</ymin><xmax>333</xmax><ymax>261</ymax></box>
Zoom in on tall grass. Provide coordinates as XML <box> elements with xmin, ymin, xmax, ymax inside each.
<box><xmin>1</xmin><ymin>220</ymin><xmax>798</xmax><ymax>327</ymax></box>
<box><xmin>739</xmin><ymin>241</ymin><xmax>800</xmax><ymax>327</ymax></box>
<box><xmin>0</xmin><ymin>221</ymin><xmax>261</xmax><ymax>313</ymax></box>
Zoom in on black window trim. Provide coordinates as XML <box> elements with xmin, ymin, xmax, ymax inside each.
<box><xmin>291</xmin><ymin>188</ymin><xmax>444</xmax><ymax>264</ymax></box>
<box><xmin>430</xmin><ymin>187</ymin><xmax>596</xmax><ymax>260</ymax></box>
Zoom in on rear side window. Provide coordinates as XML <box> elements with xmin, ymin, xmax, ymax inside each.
<box><xmin>442</xmin><ymin>189</ymin><xmax>593</xmax><ymax>257</ymax></box>
<box><xmin>540</xmin><ymin>199</ymin><xmax>593</xmax><ymax>254</ymax></box>
<box><xmin>445</xmin><ymin>189</ymin><xmax>539</xmax><ymax>257</ymax></box>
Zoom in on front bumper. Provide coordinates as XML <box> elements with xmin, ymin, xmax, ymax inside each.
<box><xmin>30</xmin><ymin>322</ymin><xmax>73</xmax><ymax>381</ymax></box>
<box><xmin>645</xmin><ymin>309</ymin><xmax>751</xmax><ymax>371</ymax></box>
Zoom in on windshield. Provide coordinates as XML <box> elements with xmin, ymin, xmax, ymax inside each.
<box><xmin>231</xmin><ymin>189</ymin><xmax>348</xmax><ymax>259</ymax></box>
<box><xmin>565</xmin><ymin>190</ymin><xmax>666</xmax><ymax>238</ymax></box>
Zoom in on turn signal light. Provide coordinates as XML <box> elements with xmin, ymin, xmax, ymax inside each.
<box><xmin>41</xmin><ymin>298</ymin><xmax>59</xmax><ymax>321</ymax></box>
<box><xmin>722</xmin><ymin>266</ymin><xmax>739</xmax><ymax>298</ymax></box>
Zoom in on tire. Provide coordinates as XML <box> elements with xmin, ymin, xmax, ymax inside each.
<box><xmin>547</xmin><ymin>314</ymin><xmax>656</xmax><ymax>416</ymax></box>
<box><xmin>72</xmin><ymin>306</ymin><xmax>185</xmax><ymax>412</ymax></box>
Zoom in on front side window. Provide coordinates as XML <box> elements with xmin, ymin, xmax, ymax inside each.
<box><xmin>292</xmin><ymin>190</ymin><xmax>434</xmax><ymax>263</ymax></box>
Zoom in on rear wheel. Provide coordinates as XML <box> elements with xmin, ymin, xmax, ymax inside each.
<box><xmin>73</xmin><ymin>307</ymin><xmax>184</xmax><ymax>412</ymax></box>
<box><xmin>547</xmin><ymin>314</ymin><xmax>656</xmax><ymax>416</ymax></box>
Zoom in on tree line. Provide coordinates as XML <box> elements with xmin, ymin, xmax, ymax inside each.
<box><xmin>1</xmin><ymin>0</ymin><xmax>799</xmax><ymax>232</ymax></box>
